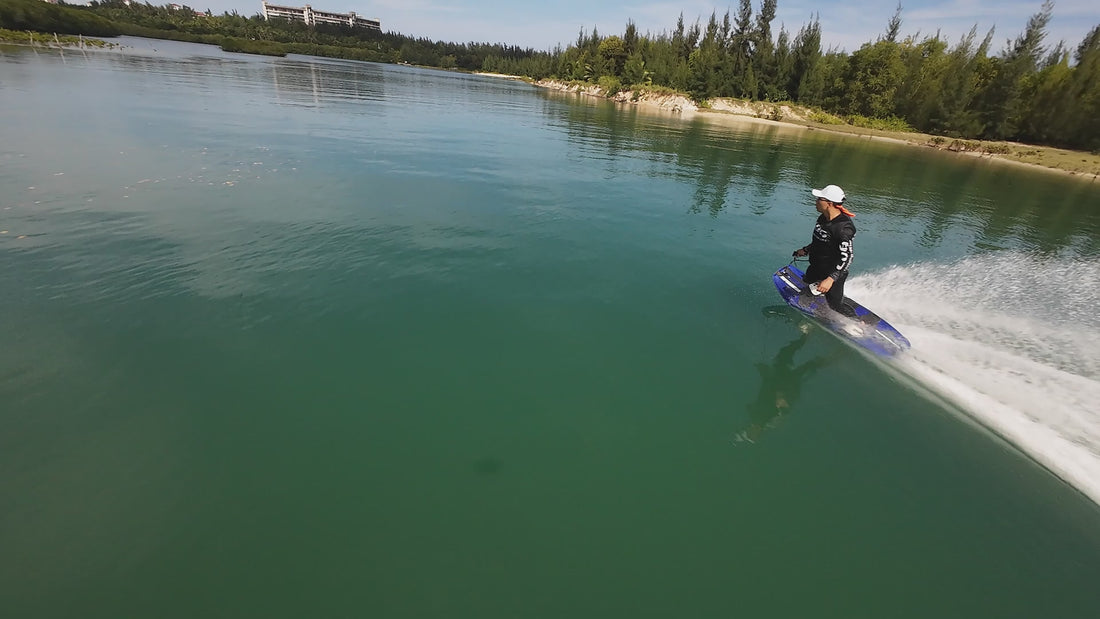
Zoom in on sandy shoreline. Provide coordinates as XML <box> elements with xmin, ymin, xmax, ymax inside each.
<box><xmin>514</xmin><ymin>78</ymin><xmax>1100</xmax><ymax>183</ymax></box>
<box><xmin>473</xmin><ymin>72</ymin><xmax>529</xmax><ymax>81</ymax></box>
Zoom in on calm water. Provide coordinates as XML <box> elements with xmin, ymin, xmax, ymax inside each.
<box><xmin>3</xmin><ymin>37</ymin><xmax>1100</xmax><ymax>617</ymax></box>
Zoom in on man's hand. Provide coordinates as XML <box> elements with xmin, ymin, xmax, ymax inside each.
<box><xmin>792</xmin><ymin>248</ymin><xmax>807</xmax><ymax>257</ymax></box>
<box><xmin>816</xmin><ymin>276</ymin><xmax>834</xmax><ymax>293</ymax></box>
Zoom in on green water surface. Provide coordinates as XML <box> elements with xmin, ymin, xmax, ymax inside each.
<box><xmin>2</xmin><ymin>38</ymin><xmax>1099</xmax><ymax>618</ymax></box>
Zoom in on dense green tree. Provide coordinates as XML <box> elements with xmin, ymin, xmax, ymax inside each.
<box><xmin>841</xmin><ymin>38</ymin><xmax>904</xmax><ymax>117</ymax></box>
<box><xmin>791</xmin><ymin>17</ymin><xmax>824</xmax><ymax>104</ymax></box>
<box><xmin>1</xmin><ymin>0</ymin><xmax>119</xmax><ymax>36</ymax></box>
<box><xmin>1018</xmin><ymin>52</ymin><xmax>1072</xmax><ymax>144</ymax></box>
<box><xmin>623</xmin><ymin>20</ymin><xmax>638</xmax><ymax>56</ymax></box>
<box><xmin>933</xmin><ymin>27</ymin><xmax>995</xmax><ymax>136</ymax></box>
<box><xmin>527</xmin><ymin>1</ymin><xmax>1095</xmax><ymax>150</ymax></box>
<box><xmin>770</xmin><ymin>26</ymin><xmax>794</xmax><ymax>100</ymax></box>
<box><xmin>753</xmin><ymin>0</ymin><xmax>779</xmax><ymax>99</ymax></box>
<box><xmin>1058</xmin><ymin>25</ymin><xmax>1100</xmax><ymax>149</ymax></box>
<box><xmin>598</xmin><ymin>35</ymin><xmax>627</xmax><ymax>77</ymax></box>
<box><xmin>727</xmin><ymin>0</ymin><xmax>757</xmax><ymax>98</ymax></box>
<box><xmin>688</xmin><ymin>12</ymin><xmax>725</xmax><ymax>101</ymax></box>
<box><xmin>978</xmin><ymin>0</ymin><xmax>1053</xmax><ymax>139</ymax></box>
<box><xmin>622</xmin><ymin>51</ymin><xmax>647</xmax><ymax>85</ymax></box>
<box><xmin>894</xmin><ymin>35</ymin><xmax>949</xmax><ymax>129</ymax></box>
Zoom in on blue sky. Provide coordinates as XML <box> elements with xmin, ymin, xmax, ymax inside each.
<box><xmin>186</xmin><ymin>0</ymin><xmax>1098</xmax><ymax>53</ymax></box>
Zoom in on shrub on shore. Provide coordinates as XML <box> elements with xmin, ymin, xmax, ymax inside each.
<box><xmin>846</xmin><ymin>115</ymin><xmax>914</xmax><ymax>133</ymax></box>
<box><xmin>0</xmin><ymin>0</ymin><xmax>119</xmax><ymax>37</ymax></box>
<box><xmin>220</xmin><ymin>37</ymin><xmax>287</xmax><ymax>57</ymax></box>
<box><xmin>808</xmin><ymin>111</ymin><xmax>845</xmax><ymax>125</ymax></box>
<box><xmin>597</xmin><ymin>75</ymin><xmax>622</xmax><ymax>96</ymax></box>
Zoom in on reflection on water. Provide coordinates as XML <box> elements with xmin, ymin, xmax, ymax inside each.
<box><xmin>734</xmin><ymin>311</ymin><xmax>832</xmax><ymax>444</ymax></box>
<box><xmin>89</xmin><ymin>42</ymin><xmax>391</xmax><ymax>110</ymax></box>
<box><xmin>271</xmin><ymin>57</ymin><xmax>386</xmax><ymax>108</ymax></box>
<box><xmin>545</xmin><ymin>95</ymin><xmax>799</xmax><ymax>215</ymax></box>
<box><xmin>540</xmin><ymin>89</ymin><xmax>1100</xmax><ymax>255</ymax></box>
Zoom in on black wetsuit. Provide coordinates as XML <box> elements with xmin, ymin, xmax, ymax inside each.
<box><xmin>800</xmin><ymin>212</ymin><xmax>856</xmax><ymax>314</ymax></box>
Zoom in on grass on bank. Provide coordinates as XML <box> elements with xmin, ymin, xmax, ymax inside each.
<box><xmin>778</xmin><ymin>112</ymin><xmax>1100</xmax><ymax>177</ymax></box>
<box><xmin>775</xmin><ymin>109</ymin><xmax>1100</xmax><ymax>177</ymax></box>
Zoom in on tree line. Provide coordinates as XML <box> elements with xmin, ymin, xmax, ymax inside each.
<box><xmin>2</xmin><ymin>0</ymin><xmax>545</xmax><ymax>66</ymax></box>
<box><xmin>3</xmin><ymin>0</ymin><xmax>1097</xmax><ymax>151</ymax></box>
<box><xmin>486</xmin><ymin>1</ymin><xmax>1099</xmax><ymax>152</ymax></box>
<box><xmin>0</xmin><ymin>0</ymin><xmax>120</xmax><ymax>37</ymax></box>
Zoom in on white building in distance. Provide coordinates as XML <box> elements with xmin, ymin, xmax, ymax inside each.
<box><xmin>261</xmin><ymin>2</ymin><xmax>381</xmax><ymax>30</ymax></box>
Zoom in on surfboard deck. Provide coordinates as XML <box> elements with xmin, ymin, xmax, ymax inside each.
<box><xmin>772</xmin><ymin>264</ymin><xmax>910</xmax><ymax>356</ymax></box>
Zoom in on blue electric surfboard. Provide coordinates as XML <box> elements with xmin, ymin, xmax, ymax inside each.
<box><xmin>772</xmin><ymin>263</ymin><xmax>910</xmax><ymax>356</ymax></box>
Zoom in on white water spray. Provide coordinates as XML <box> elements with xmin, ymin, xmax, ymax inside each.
<box><xmin>848</xmin><ymin>253</ymin><xmax>1100</xmax><ymax>505</ymax></box>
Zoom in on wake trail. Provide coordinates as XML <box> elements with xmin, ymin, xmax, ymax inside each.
<box><xmin>847</xmin><ymin>253</ymin><xmax>1100</xmax><ymax>505</ymax></box>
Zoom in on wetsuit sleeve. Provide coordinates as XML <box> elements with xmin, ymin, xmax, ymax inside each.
<box><xmin>829</xmin><ymin>221</ymin><xmax>855</xmax><ymax>281</ymax></box>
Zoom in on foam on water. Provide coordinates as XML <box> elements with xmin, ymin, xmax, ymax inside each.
<box><xmin>847</xmin><ymin>253</ymin><xmax>1100</xmax><ymax>505</ymax></box>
